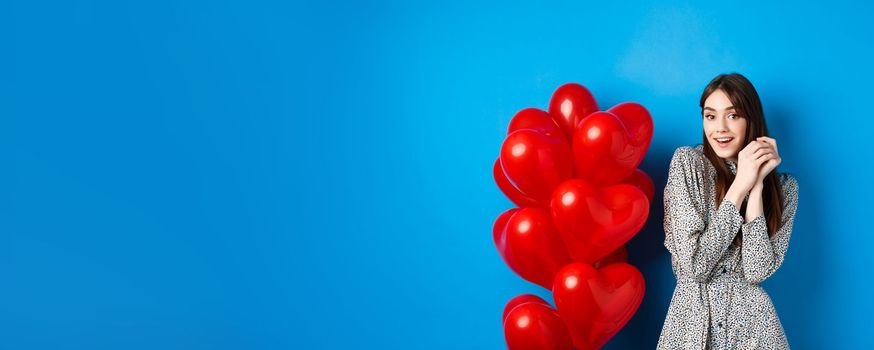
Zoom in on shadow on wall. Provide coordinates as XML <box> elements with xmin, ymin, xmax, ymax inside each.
<box><xmin>602</xmin><ymin>97</ymin><xmax>824</xmax><ymax>349</ymax></box>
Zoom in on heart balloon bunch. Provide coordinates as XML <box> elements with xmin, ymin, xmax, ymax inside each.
<box><xmin>494</xmin><ymin>83</ymin><xmax>654</xmax><ymax>350</ymax></box>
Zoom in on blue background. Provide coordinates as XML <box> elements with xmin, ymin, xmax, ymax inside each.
<box><xmin>2</xmin><ymin>1</ymin><xmax>872</xmax><ymax>349</ymax></box>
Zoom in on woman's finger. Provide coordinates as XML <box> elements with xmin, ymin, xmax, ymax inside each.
<box><xmin>758</xmin><ymin>138</ymin><xmax>777</xmax><ymax>154</ymax></box>
<box><xmin>752</xmin><ymin>147</ymin><xmax>772</xmax><ymax>158</ymax></box>
<box><xmin>743</xmin><ymin>141</ymin><xmax>767</xmax><ymax>156</ymax></box>
<box><xmin>757</xmin><ymin>137</ymin><xmax>779</xmax><ymax>154</ymax></box>
<box><xmin>756</xmin><ymin>153</ymin><xmax>775</xmax><ymax>165</ymax></box>
<box><xmin>755</xmin><ymin>151</ymin><xmax>774</xmax><ymax>162</ymax></box>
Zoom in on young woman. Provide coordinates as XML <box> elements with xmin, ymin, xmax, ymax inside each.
<box><xmin>657</xmin><ymin>73</ymin><xmax>799</xmax><ymax>350</ymax></box>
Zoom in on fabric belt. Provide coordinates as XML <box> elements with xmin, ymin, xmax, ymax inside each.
<box><xmin>674</xmin><ymin>274</ymin><xmax>751</xmax><ymax>349</ymax></box>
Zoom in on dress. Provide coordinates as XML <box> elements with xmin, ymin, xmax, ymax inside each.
<box><xmin>657</xmin><ymin>145</ymin><xmax>799</xmax><ymax>350</ymax></box>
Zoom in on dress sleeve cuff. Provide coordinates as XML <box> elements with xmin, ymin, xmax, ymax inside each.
<box><xmin>742</xmin><ymin>214</ymin><xmax>767</xmax><ymax>235</ymax></box>
<box><xmin>718</xmin><ymin>198</ymin><xmax>744</xmax><ymax>231</ymax></box>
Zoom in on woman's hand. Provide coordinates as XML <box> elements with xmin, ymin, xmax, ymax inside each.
<box><xmin>724</xmin><ymin>137</ymin><xmax>779</xmax><ymax>213</ymax></box>
<box><xmin>735</xmin><ymin>139</ymin><xmax>777</xmax><ymax>192</ymax></box>
<box><xmin>754</xmin><ymin>136</ymin><xmax>781</xmax><ymax>186</ymax></box>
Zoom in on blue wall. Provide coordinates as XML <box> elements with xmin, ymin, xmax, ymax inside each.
<box><xmin>2</xmin><ymin>1</ymin><xmax>872</xmax><ymax>349</ymax></box>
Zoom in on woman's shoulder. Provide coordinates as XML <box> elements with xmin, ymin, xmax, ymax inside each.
<box><xmin>779</xmin><ymin>172</ymin><xmax>799</xmax><ymax>194</ymax></box>
<box><xmin>670</xmin><ymin>144</ymin><xmax>706</xmax><ymax>168</ymax></box>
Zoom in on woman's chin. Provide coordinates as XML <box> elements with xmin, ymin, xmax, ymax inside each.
<box><xmin>710</xmin><ymin>144</ymin><xmax>735</xmax><ymax>158</ymax></box>
<box><xmin>715</xmin><ymin>149</ymin><xmax>736</xmax><ymax>159</ymax></box>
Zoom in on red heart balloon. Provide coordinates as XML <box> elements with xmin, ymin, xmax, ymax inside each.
<box><xmin>572</xmin><ymin>103</ymin><xmax>653</xmax><ymax>186</ymax></box>
<box><xmin>493</xmin><ymin>158</ymin><xmax>542</xmax><ymax>208</ymax></box>
<box><xmin>500</xmin><ymin>129</ymin><xmax>573</xmax><ymax>205</ymax></box>
<box><xmin>495</xmin><ymin>208</ymin><xmax>572</xmax><ymax>290</ymax></box>
<box><xmin>548</xmin><ymin>83</ymin><xmax>599</xmax><ymax>140</ymax></box>
<box><xmin>493</xmin><ymin>208</ymin><xmax>519</xmax><ymax>255</ymax></box>
<box><xmin>508</xmin><ymin>108</ymin><xmax>566</xmax><ymax>142</ymax></box>
<box><xmin>608</xmin><ymin>102</ymin><xmax>653</xmax><ymax>148</ymax></box>
<box><xmin>621</xmin><ymin>168</ymin><xmax>655</xmax><ymax>203</ymax></box>
<box><xmin>552</xmin><ymin>262</ymin><xmax>645</xmax><ymax>350</ymax></box>
<box><xmin>502</xmin><ymin>294</ymin><xmax>549</xmax><ymax>322</ymax></box>
<box><xmin>504</xmin><ymin>300</ymin><xmax>573</xmax><ymax>350</ymax></box>
<box><xmin>593</xmin><ymin>245</ymin><xmax>629</xmax><ymax>269</ymax></box>
<box><xmin>550</xmin><ymin>179</ymin><xmax>649</xmax><ymax>263</ymax></box>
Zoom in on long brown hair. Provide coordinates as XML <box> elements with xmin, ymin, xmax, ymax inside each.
<box><xmin>699</xmin><ymin>73</ymin><xmax>784</xmax><ymax>246</ymax></box>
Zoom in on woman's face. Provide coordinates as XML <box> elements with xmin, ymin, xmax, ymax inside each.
<box><xmin>703</xmin><ymin>89</ymin><xmax>747</xmax><ymax>161</ymax></box>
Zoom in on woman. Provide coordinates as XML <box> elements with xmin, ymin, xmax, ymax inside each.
<box><xmin>657</xmin><ymin>73</ymin><xmax>799</xmax><ymax>350</ymax></box>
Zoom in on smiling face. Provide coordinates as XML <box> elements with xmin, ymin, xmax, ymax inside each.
<box><xmin>702</xmin><ymin>89</ymin><xmax>747</xmax><ymax>162</ymax></box>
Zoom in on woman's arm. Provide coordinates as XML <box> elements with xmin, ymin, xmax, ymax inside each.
<box><xmin>741</xmin><ymin>175</ymin><xmax>799</xmax><ymax>284</ymax></box>
<box><xmin>745</xmin><ymin>182</ymin><xmax>765</xmax><ymax>223</ymax></box>
<box><xmin>664</xmin><ymin>147</ymin><xmax>745</xmax><ymax>282</ymax></box>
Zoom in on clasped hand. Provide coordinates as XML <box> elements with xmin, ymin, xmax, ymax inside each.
<box><xmin>735</xmin><ymin>137</ymin><xmax>781</xmax><ymax>192</ymax></box>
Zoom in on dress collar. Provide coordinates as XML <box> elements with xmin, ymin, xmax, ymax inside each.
<box><xmin>725</xmin><ymin>158</ymin><xmax>738</xmax><ymax>175</ymax></box>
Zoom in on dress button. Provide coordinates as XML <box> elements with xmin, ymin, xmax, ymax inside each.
<box><xmin>718</xmin><ymin>322</ymin><xmax>723</xmax><ymax>328</ymax></box>
<box><xmin>721</xmin><ymin>266</ymin><xmax>727</xmax><ymax>273</ymax></box>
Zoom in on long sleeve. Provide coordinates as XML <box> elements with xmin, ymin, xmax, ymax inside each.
<box><xmin>740</xmin><ymin>174</ymin><xmax>799</xmax><ymax>284</ymax></box>
<box><xmin>664</xmin><ymin>147</ymin><xmax>744</xmax><ymax>282</ymax></box>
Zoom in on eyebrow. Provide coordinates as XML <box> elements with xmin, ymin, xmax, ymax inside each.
<box><xmin>703</xmin><ymin>106</ymin><xmax>736</xmax><ymax>112</ymax></box>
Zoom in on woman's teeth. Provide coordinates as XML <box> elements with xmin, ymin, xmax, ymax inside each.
<box><xmin>715</xmin><ymin>137</ymin><xmax>734</xmax><ymax>148</ymax></box>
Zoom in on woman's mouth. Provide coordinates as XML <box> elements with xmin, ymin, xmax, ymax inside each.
<box><xmin>714</xmin><ymin>137</ymin><xmax>734</xmax><ymax>148</ymax></box>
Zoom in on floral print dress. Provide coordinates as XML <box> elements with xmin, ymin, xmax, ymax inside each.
<box><xmin>657</xmin><ymin>144</ymin><xmax>799</xmax><ymax>350</ymax></box>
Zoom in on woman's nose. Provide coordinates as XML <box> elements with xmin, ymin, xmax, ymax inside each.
<box><xmin>717</xmin><ymin>116</ymin><xmax>729</xmax><ymax>130</ymax></box>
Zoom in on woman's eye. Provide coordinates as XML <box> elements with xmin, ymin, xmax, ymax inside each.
<box><xmin>729</xmin><ymin>114</ymin><xmax>738</xmax><ymax>119</ymax></box>
<box><xmin>704</xmin><ymin>115</ymin><xmax>714</xmax><ymax>120</ymax></box>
